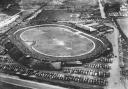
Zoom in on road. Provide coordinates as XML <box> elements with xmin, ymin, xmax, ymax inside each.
<box><xmin>105</xmin><ymin>23</ymin><xmax>125</xmax><ymax>89</ymax></box>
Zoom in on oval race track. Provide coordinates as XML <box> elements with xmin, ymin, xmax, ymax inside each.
<box><xmin>5</xmin><ymin>24</ymin><xmax>112</xmax><ymax>62</ymax></box>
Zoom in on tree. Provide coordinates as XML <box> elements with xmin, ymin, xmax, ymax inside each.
<box><xmin>0</xmin><ymin>0</ymin><xmax>21</xmax><ymax>10</ymax></box>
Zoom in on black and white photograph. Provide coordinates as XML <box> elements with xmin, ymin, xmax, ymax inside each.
<box><xmin>0</xmin><ymin>0</ymin><xmax>128</xmax><ymax>89</ymax></box>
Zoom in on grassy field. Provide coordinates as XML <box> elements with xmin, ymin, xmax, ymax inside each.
<box><xmin>20</xmin><ymin>26</ymin><xmax>94</xmax><ymax>57</ymax></box>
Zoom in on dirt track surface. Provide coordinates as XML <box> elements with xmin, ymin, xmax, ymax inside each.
<box><xmin>20</xmin><ymin>26</ymin><xmax>94</xmax><ymax>57</ymax></box>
